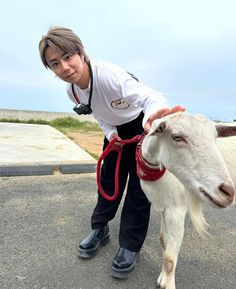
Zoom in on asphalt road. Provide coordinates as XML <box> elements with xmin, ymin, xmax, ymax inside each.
<box><xmin>0</xmin><ymin>173</ymin><xmax>235</xmax><ymax>289</ymax></box>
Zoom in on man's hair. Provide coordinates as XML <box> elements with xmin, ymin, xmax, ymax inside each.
<box><xmin>39</xmin><ymin>26</ymin><xmax>89</xmax><ymax>69</ymax></box>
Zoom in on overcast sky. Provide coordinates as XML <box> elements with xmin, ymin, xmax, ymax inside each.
<box><xmin>0</xmin><ymin>0</ymin><xmax>235</xmax><ymax>121</ymax></box>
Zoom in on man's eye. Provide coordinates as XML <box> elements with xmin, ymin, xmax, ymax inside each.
<box><xmin>51</xmin><ymin>62</ymin><xmax>58</xmax><ymax>68</ymax></box>
<box><xmin>64</xmin><ymin>54</ymin><xmax>71</xmax><ymax>60</ymax></box>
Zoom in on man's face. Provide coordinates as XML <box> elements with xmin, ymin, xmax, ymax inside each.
<box><xmin>44</xmin><ymin>47</ymin><xmax>86</xmax><ymax>86</ymax></box>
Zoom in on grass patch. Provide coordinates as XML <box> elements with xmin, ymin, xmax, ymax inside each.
<box><xmin>0</xmin><ymin>117</ymin><xmax>101</xmax><ymax>133</ymax></box>
<box><xmin>0</xmin><ymin>118</ymin><xmax>49</xmax><ymax>125</ymax></box>
<box><xmin>50</xmin><ymin>117</ymin><xmax>101</xmax><ymax>132</ymax></box>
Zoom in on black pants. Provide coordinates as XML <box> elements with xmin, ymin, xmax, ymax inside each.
<box><xmin>91</xmin><ymin>112</ymin><xmax>151</xmax><ymax>252</ymax></box>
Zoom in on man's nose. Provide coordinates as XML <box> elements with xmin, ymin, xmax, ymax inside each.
<box><xmin>61</xmin><ymin>60</ymin><xmax>70</xmax><ymax>72</ymax></box>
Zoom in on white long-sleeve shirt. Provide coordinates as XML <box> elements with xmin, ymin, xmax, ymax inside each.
<box><xmin>67</xmin><ymin>60</ymin><xmax>168</xmax><ymax>140</ymax></box>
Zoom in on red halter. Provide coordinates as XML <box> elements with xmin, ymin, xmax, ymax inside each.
<box><xmin>97</xmin><ymin>133</ymin><xmax>166</xmax><ymax>201</ymax></box>
<box><xmin>135</xmin><ymin>133</ymin><xmax>166</xmax><ymax>181</ymax></box>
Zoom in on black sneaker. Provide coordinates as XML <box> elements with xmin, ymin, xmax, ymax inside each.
<box><xmin>78</xmin><ymin>225</ymin><xmax>110</xmax><ymax>258</ymax></box>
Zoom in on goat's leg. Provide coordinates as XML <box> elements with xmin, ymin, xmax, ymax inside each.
<box><xmin>157</xmin><ymin>206</ymin><xmax>187</xmax><ymax>289</ymax></box>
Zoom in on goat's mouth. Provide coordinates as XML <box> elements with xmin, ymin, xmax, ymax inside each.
<box><xmin>199</xmin><ymin>187</ymin><xmax>226</xmax><ymax>208</ymax></box>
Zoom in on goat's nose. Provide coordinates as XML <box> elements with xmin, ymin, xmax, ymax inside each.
<box><xmin>219</xmin><ymin>182</ymin><xmax>235</xmax><ymax>203</ymax></box>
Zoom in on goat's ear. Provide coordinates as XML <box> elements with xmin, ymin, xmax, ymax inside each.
<box><xmin>216</xmin><ymin>124</ymin><xmax>236</xmax><ymax>137</ymax></box>
<box><xmin>149</xmin><ymin>120</ymin><xmax>167</xmax><ymax>135</ymax></box>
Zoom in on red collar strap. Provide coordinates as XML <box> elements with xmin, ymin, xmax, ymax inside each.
<box><xmin>135</xmin><ymin>132</ymin><xmax>166</xmax><ymax>181</ymax></box>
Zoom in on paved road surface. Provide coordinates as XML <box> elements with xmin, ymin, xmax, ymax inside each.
<box><xmin>1</xmin><ymin>173</ymin><xmax>236</xmax><ymax>289</ymax></box>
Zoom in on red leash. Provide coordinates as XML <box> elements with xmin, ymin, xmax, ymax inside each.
<box><xmin>97</xmin><ymin>133</ymin><xmax>166</xmax><ymax>201</ymax></box>
<box><xmin>97</xmin><ymin>135</ymin><xmax>141</xmax><ymax>201</ymax></box>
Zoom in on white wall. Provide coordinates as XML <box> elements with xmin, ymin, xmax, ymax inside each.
<box><xmin>0</xmin><ymin>109</ymin><xmax>96</xmax><ymax>123</ymax></box>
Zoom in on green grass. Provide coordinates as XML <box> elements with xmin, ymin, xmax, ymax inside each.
<box><xmin>0</xmin><ymin>117</ymin><xmax>101</xmax><ymax>132</ymax></box>
<box><xmin>0</xmin><ymin>118</ymin><xmax>49</xmax><ymax>125</ymax></box>
<box><xmin>50</xmin><ymin>117</ymin><xmax>101</xmax><ymax>132</ymax></box>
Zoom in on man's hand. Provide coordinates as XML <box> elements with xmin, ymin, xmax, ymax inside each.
<box><xmin>144</xmin><ymin>105</ymin><xmax>186</xmax><ymax>131</ymax></box>
<box><xmin>109</xmin><ymin>133</ymin><xmax>122</xmax><ymax>147</ymax></box>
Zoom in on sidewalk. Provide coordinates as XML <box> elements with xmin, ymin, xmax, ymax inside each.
<box><xmin>0</xmin><ymin>122</ymin><xmax>97</xmax><ymax>177</ymax></box>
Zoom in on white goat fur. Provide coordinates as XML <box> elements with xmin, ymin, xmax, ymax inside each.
<box><xmin>140</xmin><ymin>112</ymin><xmax>236</xmax><ymax>289</ymax></box>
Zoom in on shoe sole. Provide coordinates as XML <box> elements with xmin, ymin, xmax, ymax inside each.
<box><xmin>111</xmin><ymin>254</ymin><xmax>139</xmax><ymax>279</ymax></box>
<box><xmin>78</xmin><ymin>234</ymin><xmax>110</xmax><ymax>259</ymax></box>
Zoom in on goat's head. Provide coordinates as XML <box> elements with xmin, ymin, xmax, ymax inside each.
<box><xmin>142</xmin><ymin>112</ymin><xmax>236</xmax><ymax>208</ymax></box>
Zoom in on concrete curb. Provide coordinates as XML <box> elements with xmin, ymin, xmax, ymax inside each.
<box><xmin>0</xmin><ymin>161</ymin><xmax>97</xmax><ymax>177</ymax></box>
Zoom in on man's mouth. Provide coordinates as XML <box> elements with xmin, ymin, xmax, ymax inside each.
<box><xmin>66</xmin><ymin>72</ymin><xmax>75</xmax><ymax>79</ymax></box>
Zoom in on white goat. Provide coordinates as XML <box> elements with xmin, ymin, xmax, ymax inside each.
<box><xmin>140</xmin><ymin>112</ymin><xmax>236</xmax><ymax>289</ymax></box>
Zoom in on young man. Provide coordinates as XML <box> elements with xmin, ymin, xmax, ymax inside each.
<box><xmin>39</xmin><ymin>26</ymin><xmax>184</xmax><ymax>279</ymax></box>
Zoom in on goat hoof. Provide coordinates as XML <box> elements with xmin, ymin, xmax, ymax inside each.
<box><xmin>157</xmin><ymin>272</ymin><xmax>166</xmax><ymax>288</ymax></box>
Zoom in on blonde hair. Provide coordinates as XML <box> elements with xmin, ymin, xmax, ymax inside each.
<box><xmin>39</xmin><ymin>26</ymin><xmax>90</xmax><ymax>69</ymax></box>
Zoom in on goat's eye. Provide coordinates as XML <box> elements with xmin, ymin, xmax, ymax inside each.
<box><xmin>171</xmin><ymin>134</ymin><xmax>183</xmax><ymax>142</ymax></box>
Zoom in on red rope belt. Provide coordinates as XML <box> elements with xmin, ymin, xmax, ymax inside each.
<box><xmin>97</xmin><ymin>133</ymin><xmax>166</xmax><ymax>201</ymax></box>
